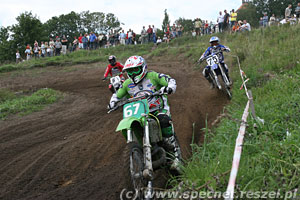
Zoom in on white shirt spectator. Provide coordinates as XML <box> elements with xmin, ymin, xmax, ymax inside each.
<box><xmin>157</xmin><ymin>38</ymin><xmax>162</xmax><ymax>44</ymax></box>
<box><xmin>128</xmin><ymin>31</ymin><xmax>133</xmax><ymax>38</ymax></box>
<box><xmin>241</xmin><ymin>23</ymin><xmax>251</xmax><ymax>31</ymax></box>
<box><xmin>218</xmin><ymin>14</ymin><xmax>224</xmax><ymax>23</ymax></box>
<box><xmin>152</xmin><ymin>26</ymin><xmax>157</xmax><ymax>34</ymax></box>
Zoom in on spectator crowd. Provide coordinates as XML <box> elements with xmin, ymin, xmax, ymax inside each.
<box><xmin>17</xmin><ymin>2</ymin><xmax>300</xmax><ymax>63</ymax></box>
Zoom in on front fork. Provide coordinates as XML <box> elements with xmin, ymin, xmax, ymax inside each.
<box><xmin>143</xmin><ymin>119</ymin><xmax>154</xmax><ymax>199</ymax></box>
<box><xmin>210</xmin><ymin>67</ymin><xmax>222</xmax><ymax>90</ymax></box>
<box><xmin>126</xmin><ymin>120</ymin><xmax>153</xmax><ymax>198</ymax></box>
<box><xmin>219</xmin><ymin>64</ymin><xmax>230</xmax><ymax>87</ymax></box>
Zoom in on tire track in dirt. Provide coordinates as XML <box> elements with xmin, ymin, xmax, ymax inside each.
<box><xmin>0</xmin><ymin>57</ymin><xmax>229</xmax><ymax>200</ymax></box>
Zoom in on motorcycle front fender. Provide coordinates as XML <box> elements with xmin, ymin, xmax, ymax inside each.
<box><xmin>116</xmin><ymin>117</ymin><xmax>144</xmax><ymax>143</ymax></box>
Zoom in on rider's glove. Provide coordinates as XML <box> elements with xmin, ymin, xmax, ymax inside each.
<box><xmin>198</xmin><ymin>57</ymin><xmax>204</xmax><ymax>63</ymax></box>
<box><xmin>108</xmin><ymin>101</ymin><xmax>117</xmax><ymax>110</ymax></box>
<box><xmin>160</xmin><ymin>86</ymin><xmax>173</xmax><ymax>94</ymax></box>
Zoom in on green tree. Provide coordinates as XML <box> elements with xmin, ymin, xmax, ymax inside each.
<box><xmin>104</xmin><ymin>13</ymin><xmax>121</xmax><ymax>33</ymax></box>
<box><xmin>44</xmin><ymin>11</ymin><xmax>81</xmax><ymax>40</ymax></box>
<box><xmin>237</xmin><ymin>3</ymin><xmax>260</xmax><ymax>27</ymax></box>
<box><xmin>10</xmin><ymin>11</ymin><xmax>46</xmax><ymax>49</ymax></box>
<box><xmin>0</xmin><ymin>26</ymin><xmax>15</xmax><ymax>62</ymax></box>
<box><xmin>162</xmin><ymin>9</ymin><xmax>170</xmax><ymax>33</ymax></box>
<box><xmin>80</xmin><ymin>11</ymin><xmax>105</xmax><ymax>33</ymax></box>
<box><xmin>175</xmin><ymin>17</ymin><xmax>194</xmax><ymax>33</ymax></box>
<box><xmin>252</xmin><ymin>0</ymin><xmax>298</xmax><ymax>18</ymax></box>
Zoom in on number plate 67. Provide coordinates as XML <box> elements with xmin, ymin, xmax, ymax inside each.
<box><xmin>123</xmin><ymin>100</ymin><xmax>149</xmax><ymax>118</ymax></box>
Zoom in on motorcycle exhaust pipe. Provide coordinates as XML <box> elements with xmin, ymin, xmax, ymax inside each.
<box><xmin>151</xmin><ymin>147</ymin><xmax>166</xmax><ymax>170</ymax></box>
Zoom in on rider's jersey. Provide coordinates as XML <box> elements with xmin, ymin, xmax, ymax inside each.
<box><xmin>104</xmin><ymin>62</ymin><xmax>124</xmax><ymax>78</ymax></box>
<box><xmin>200</xmin><ymin>44</ymin><xmax>230</xmax><ymax>63</ymax></box>
<box><xmin>116</xmin><ymin>71</ymin><xmax>176</xmax><ymax>115</ymax></box>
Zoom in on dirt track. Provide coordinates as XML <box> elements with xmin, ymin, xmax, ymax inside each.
<box><xmin>0</xmin><ymin>56</ymin><xmax>228</xmax><ymax>200</ymax></box>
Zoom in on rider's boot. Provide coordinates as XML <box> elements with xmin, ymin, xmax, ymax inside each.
<box><xmin>162</xmin><ymin>135</ymin><xmax>182</xmax><ymax>173</ymax></box>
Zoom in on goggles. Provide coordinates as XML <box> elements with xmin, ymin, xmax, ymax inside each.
<box><xmin>126</xmin><ymin>67</ymin><xmax>141</xmax><ymax>76</ymax></box>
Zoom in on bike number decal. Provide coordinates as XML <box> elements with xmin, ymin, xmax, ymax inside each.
<box><xmin>206</xmin><ymin>55</ymin><xmax>219</xmax><ymax>66</ymax></box>
<box><xmin>123</xmin><ymin>100</ymin><xmax>148</xmax><ymax>118</ymax></box>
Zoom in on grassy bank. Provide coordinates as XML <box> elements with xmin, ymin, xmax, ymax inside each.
<box><xmin>168</xmin><ymin>25</ymin><xmax>300</xmax><ymax>195</ymax></box>
<box><xmin>0</xmin><ymin>88</ymin><xmax>62</xmax><ymax>119</ymax></box>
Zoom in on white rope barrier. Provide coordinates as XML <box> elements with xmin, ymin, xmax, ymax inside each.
<box><xmin>225</xmin><ymin>100</ymin><xmax>250</xmax><ymax>200</ymax></box>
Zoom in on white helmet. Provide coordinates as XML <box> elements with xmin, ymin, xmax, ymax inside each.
<box><xmin>209</xmin><ymin>36</ymin><xmax>220</xmax><ymax>43</ymax></box>
<box><xmin>123</xmin><ymin>56</ymin><xmax>148</xmax><ymax>84</ymax></box>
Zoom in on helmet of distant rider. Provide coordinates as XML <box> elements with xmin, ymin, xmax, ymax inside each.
<box><xmin>123</xmin><ymin>56</ymin><xmax>148</xmax><ymax>84</ymax></box>
<box><xmin>209</xmin><ymin>36</ymin><xmax>219</xmax><ymax>44</ymax></box>
<box><xmin>108</xmin><ymin>55</ymin><xmax>117</xmax><ymax>66</ymax></box>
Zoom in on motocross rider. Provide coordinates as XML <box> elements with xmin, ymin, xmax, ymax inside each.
<box><xmin>109</xmin><ymin>55</ymin><xmax>181</xmax><ymax>171</ymax></box>
<box><xmin>198</xmin><ymin>36</ymin><xmax>232</xmax><ymax>88</ymax></box>
<box><xmin>103</xmin><ymin>55</ymin><xmax>124</xmax><ymax>93</ymax></box>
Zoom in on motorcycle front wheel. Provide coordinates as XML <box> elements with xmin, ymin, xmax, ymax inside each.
<box><xmin>122</xmin><ymin>142</ymin><xmax>145</xmax><ymax>200</ymax></box>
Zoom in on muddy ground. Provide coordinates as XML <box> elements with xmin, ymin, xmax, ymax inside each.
<box><xmin>0</xmin><ymin>56</ymin><xmax>229</xmax><ymax>200</ymax></box>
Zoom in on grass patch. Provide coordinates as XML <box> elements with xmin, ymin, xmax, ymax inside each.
<box><xmin>0</xmin><ymin>88</ymin><xmax>62</xmax><ymax>119</ymax></box>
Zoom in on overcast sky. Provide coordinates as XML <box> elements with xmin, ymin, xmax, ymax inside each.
<box><xmin>0</xmin><ymin>0</ymin><xmax>241</xmax><ymax>33</ymax></box>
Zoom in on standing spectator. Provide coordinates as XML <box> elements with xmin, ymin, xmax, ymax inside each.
<box><xmin>82</xmin><ymin>34</ymin><xmax>88</xmax><ymax>50</ymax></box>
<box><xmin>49</xmin><ymin>38</ymin><xmax>55</xmax><ymax>57</ymax></box>
<box><xmin>285</xmin><ymin>4</ymin><xmax>292</xmax><ymax>20</ymax></box>
<box><xmin>152</xmin><ymin>25</ymin><xmax>157</xmax><ymax>43</ymax></box>
<box><xmin>55</xmin><ymin>39</ymin><xmax>62</xmax><ymax>56</ymax></box>
<box><xmin>204</xmin><ymin>21</ymin><xmax>209</xmax><ymax>34</ymax></box>
<box><xmin>89</xmin><ymin>32</ymin><xmax>96</xmax><ymax>50</ymax></box>
<box><xmin>72</xmin><ymin>36</ymin><xmax>78</xmax><ymax>51</ymax></box>
<box><xmin>147</xmin><ymin>25</ymin><xmax>153</xmax><ymax>43</ymax></box>
<box><xmin>141</xmin><ymin>26</ymin><xmax>147</xmax><ymax>44</ymax></box>
<box><xmin>177</xmin><ymin>23</ymin><xmax>183</xmax><ymax>37</ymax></box>
<box><xmin>78</xmin><ymin>34</ymin><xmax>83</xmax><ymax>49</ymax></box>
<box><xmin>230</xmin><ymin>9</ymin><xmax>237</xmax><ymax>28</ymax></box>
<box><xmin>25</xmin><ymin>45</ymin><xmax>31</xmax><ymax>60</ymax></box>
<box><xmin>16</xmin><ymin>50</ymin><xmax>22</xmax><ymax>63</ymax></box>
<box><xmin>120</xmin><ymin>30</ymin><xmax>126</xmax><ymax>45</ymax></box>
<box><xmin>33</xmin><ymin>43</ymin><xmax>39</xmax><ymax>59</ymax></box>
<box><xmin>295</xmin><ymin>3</ymin><xmax>300</xmax><ymax>20</ymax></box>
<box><xmin>223</xmin><ymin>10</ymin><xmax>230</xmax><ymax>31</ymax></box>
<box><xmin>194</xmin><ymin>18</ymin><xmax>201</xmax><ymax>36</ymax></box>
<box><xmin>86</xmin><ymin>33</ymin><xmax>90</xmax><ymax>49</ymax></box>
<box><xmin>61</xmin><ymin>35</ymin><xmax>68</xmax><ymax>55</ymax></box>
<box><xmin>262</xmin><ymin>13</ymin><xmax>269</xmax><ymax>27</ymax></box>
<box><xmin>40</xmin><ymin>41</ymin><xmax>46</xmax><ymax>57</ymax></box>
<box><xmin>217</xmin><ymin>11</ymin><xmax>224</xmax><ymax>32</ymax></box>
<box><xmin>109</xmin><ymin>30</ymin><xmax>114</xmax><ymax>46</ymax></box>
<box><xmin>171</xmin><ymin>24</ymin><xmax>177</xmax><ymax>38</ymax></box>
<box><xmin>259</xmin><ymin>17</ymin><xmax>264</xmax><ymax>27</ymax></box>
<box><xmin>45</xmin><ymin>42</ymin><xmax>50</xmax><ymax>57</ymax></box>
<box><xmin>98</xmin><ymin>33</ymin><xmax>104</xmax><ymax>48</ymax></box>
<box><xmin>269</xmin><ymin>14</ymin><xmax>276</xmax><ymax>26</ymax></box>
<box><xmin>128</xmin><ymin>29</ymin><xmax>133</xmax><ymax>45</ymax></box>
<box><xmin>114</xmin><ymin>31</ymin><xmax>120</xmax><ymax>46</ymax></box>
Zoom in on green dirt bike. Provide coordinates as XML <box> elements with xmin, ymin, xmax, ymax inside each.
<box><xmin>108</xmin><ymin>91</ymin><xmax>182</xmax><ymax>200</ymax></box>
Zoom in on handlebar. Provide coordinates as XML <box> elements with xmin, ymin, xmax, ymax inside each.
<box><xmin>107</xmin><ymin>91</ymin><xmax>165</xmax><ymax>114</ymax></box>
<box><xmin>198</xmin><ymin>50</ymin><xmax>223</xmax><ymax>63</ymax></box>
